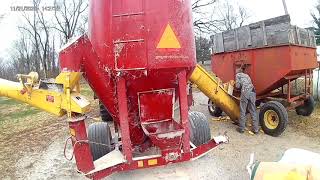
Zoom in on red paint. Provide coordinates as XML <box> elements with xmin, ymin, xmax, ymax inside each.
<box><xmin>58</xmin><ymin>0</ymin><xmax>218</xmax><ymax>178</ymax></box>
<box><xmin>86</xmin><ymin>139</ymin><xmax>218</xmax><ymax>180</ymax></box>
<box><xmin>116</xmin><ymin>77</ymin><xmax>133</xmax><ymax>163</ymax></box>
<box><xmin>138</xmin><ymin>89</ymin><xmax>174</xmax><ymax>123</ymax></box>
<box><xmin>142</xmin><ymin>120</ymin><xmax>184</xmax><ymax>149</ymax></box>
<box><xmin>68</xmin><ymin>117</ymin><xmax>94</xmax><ymax>173</ymax></box>
<box><xmin>46</xmin><ymin>95</ymin><xmax>55</xmax><ymax>103</ymax></box>
<box><xmin>178</xmin><ymin>70</ymin><xmax>191</xmax><ymax>153</ymax></box>
<box><xmin>212</xmin><ymin>45</ymin><xmax>317</xmax><ymax>96</ymax></box>
<box><xmin>20</xmin><ymin>89</ymin><xmax>27</xmax><ymax>95</ymax></box>
<box><xmin>60</xmin><ymin>0</ymin><xmax>196</xmax><ymax>147</ymax></box>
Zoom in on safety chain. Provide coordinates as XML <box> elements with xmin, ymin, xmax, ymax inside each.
<box><xmin>63</xmin><ymin>136</ymin><xmax>116</xmax><ymax>161</ymax></box>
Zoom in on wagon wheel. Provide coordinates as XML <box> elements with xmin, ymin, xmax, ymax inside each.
<box><xmin>295</xmin><ymin>96</ymin><xmax>315</xmax><ymax>116</ymax></box>
<box><xmin>259</xmin><ymin>101</ymin><xmax>288</xmax><ymax>137</ymax></box>
<box><xmin>207</xmin><ymin>99</ymin><xmax>223</xmax><ymax>117</ymax></box>
<box><xmin>189</xmin><ymin>111</ymin><xmax>211</xmax><ymax>146</ymax></box>
<box><xmin>88</xmin><ymin>122</ymin><xmax>113</xmax><ymax>161</ymax></box>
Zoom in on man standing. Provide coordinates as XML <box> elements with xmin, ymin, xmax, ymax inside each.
<box><xmin>235</xmin><ymin>67</ymin><xmax>259</xmax><ymax>134</ymax></box>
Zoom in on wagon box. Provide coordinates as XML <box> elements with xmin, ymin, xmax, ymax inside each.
<box><xmin>210</xmin><ymin>15</ymin><xmax>318</xmax><ymax>136</ymax></box>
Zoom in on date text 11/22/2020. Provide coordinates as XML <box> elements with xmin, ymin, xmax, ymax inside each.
<box><xmin>10</xmin><ymin>6</ymin><xmax>60</xmax><ymax>12</ymax></box>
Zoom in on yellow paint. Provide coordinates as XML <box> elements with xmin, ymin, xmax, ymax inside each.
<box><xmin>264</xmin><ymin>110</ymin><xmax>279</xmax><ymax>130</ymax></box>
<box><xmin>0</xmin><ymin>72</ymin><xmax>90</xmax><ymax>118</ymax></box>
<box><xmin>157</xmin><ymin>24</ymin><xmax>181</xmax><ymax>49</ymax></box>
<box><xmin>70</xmin><ymin>128</ymin><xmax>76</xmax><ymax>136</ymax></box>
<box><xmin>148</xmin><ymin>159</ymin><xmax>158</xmax><ymax>166</ymax></box>
<box><xmin>137</xmin><ymin>161</ymin><xmax>144</xmax><ymax>168</ymax></box>
<box><xmin>263</xmin><ymin>171</ymin><xmax>306</xmax><ymax>180</ymax></box>
<box><xmin>189</xmin><ymin>65</ymin><xmax>240</xmax><ymax>121</ymax></box>
<box><xmin>17</xmin><ymin>72</ymin><xmax>39</xmax><ymax>95</ymax></box>
<box><xmin>55</xmin><ymin>72</ymin><xmax>82</xmax><ymax>90</ymax></box>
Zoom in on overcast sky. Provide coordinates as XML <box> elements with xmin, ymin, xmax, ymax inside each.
<box><xmin>0</xmin><ymin>0</ymin><xmax>318</xmax><ymax>61</ymax></box>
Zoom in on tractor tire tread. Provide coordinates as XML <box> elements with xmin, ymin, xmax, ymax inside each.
<box><xmin>88</xmin><ymin>122</ymin><xmax>112</xmax><ymax>161</ymax></box>
<box><xmin>188</xmin><ymin>111</ymin><xmax>211</xmax><ymax>146</ymax></box>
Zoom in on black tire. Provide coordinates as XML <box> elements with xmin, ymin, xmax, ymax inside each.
<box><xmin>295</xmin><ymin>96</ymin><xmax>315</xmax><ymax>116</ymax></box>
<box><xmin>99</xmin><ymin>101</ymin><xmax>113</xmax><ymax>122</ymax></box>
<box><xmin>88</xmin><ymin>122</ymin><xmax>113</xmax><ymax>161</ymax></box>
<box><xmin>208</xmin><ymin>99</ymin><xmax>223</xmax><ymax>117</ymax></box>
<box><xmin>259</xmin><ymin>101</ymin><xmax>288</xmax><ymax>137</ymax></box>
<box><xmin>255</xmin><ymin>100</ymin><xmax>262</xmax><ymax>107</ymax></box>
<box><xmin>188</xmin><ymin>111</ymin><xmax>211</xmax><ymax>146</ymax></box>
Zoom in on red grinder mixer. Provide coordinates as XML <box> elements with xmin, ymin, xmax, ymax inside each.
<box><xmin>59</xmin><ymin>0</ymin><xmax>220</xmax><ymax>178</ymax></box>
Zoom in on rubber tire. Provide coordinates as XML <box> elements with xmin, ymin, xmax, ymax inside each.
<box><xmin>255</xmin><ymin>100</ymin><xmax>262</xmax><ymax>107</ymax></box>
<box><xmin>295</xmin><ymin>96</ymin><xmax>315</xmax><ymax>116</ymax></box>
<box><xmin>88</xmin><ymin>122</ymin><xmax>113</xmax><ymax>161</ymax></box>
<box><xmin>259</xmin><ymin>101</ymin><xmax>288</xmax><ymax>137</ymax></box>
<box><xmin>99</xmin><ymin>101</ymin><xmax>113</xmax><ymax>122</ymax></box>
<box><xmin>189</xmin><ymin>111</ymin><xmax>211</xmax><ymax>146</ymax></box>
<box><xmin>208</xmin><ymin>99</ymin><xmax>223</xmax><ymax>117</ymax></box>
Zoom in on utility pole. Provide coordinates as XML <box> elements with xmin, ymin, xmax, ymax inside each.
<box><xmin>282</xmin><ymin>0</ymin><xmax>289</xmax><ymax>15</ymax></box>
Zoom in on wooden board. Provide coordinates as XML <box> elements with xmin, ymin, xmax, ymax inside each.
<box><xmin>212</xmin><ymin>15</ymin><xmax>316</xmax><ymax>54</ymax></box>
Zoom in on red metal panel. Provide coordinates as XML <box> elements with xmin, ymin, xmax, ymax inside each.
<box><xmin>289</xmin><ymin>46</ymin><xmax>318</xmax><ymax>71</ymax></box>
<box><xmin>68</xmin><ymin>117</ymin><xmax>94</xmax><ymax>173</ymax></box>
<box><xmin>112</xmin><ymin>15</ymin><xmax>145</xmax><ymax>41</ymax></box>
<box><xmin>86</xmin><ymin>140</ymin><xmax>218</xmax><ymax>179</ymax></box>
<box><xmin>178</xmin><ymin>70</ymin><xmax>190</xmax><ymax>153</ymax></box>
<box><xmin>112</xmin><ymin>9</ymin><xmax>146</xmax><ymax>70</ymax></box>
<box><xmin>112</xmin><ymin>0</ymin><xmax>143</xmax><ymax>15</ymax></box>
<box><xmin>212</xmin><ymin>45</ymin><xmax>317</xmax><ymax>96</ymax></box>
<box><xmin>141</xmin><ymin>120</ymin><xmax>184</xmax><ymax>149</ymax></box>
<box><xmin>88</xmin><ymin>0</ymin><xmax>114</xmax><ymax>68</ymax></box>
<box><xmin>139</xmin><ymin>89</ymin><xmax>174</xmax><ymax>122</ymax></box>
<box><xmin>115</xmin><ymin>41</ymin><xmax>147</xmax><ymax>70</ymax></box>
<box><xmin>59</xmin><ymin>36</ymin><xmax>85</xmax><ymax>71</ymax></box>
<box><xmin>145</xmin><ymin>0</ymin><xmax>196</xmax><ymax>69</ymax></box>
<box><xmin>116</xmin><ymin>77</ymin><xmax>133</xmax><ymax>163</ymax></box>
<box><xmin>61</xmin><ymin>1</ymin><xmax>199</xmax><ymax>177</ymax></box>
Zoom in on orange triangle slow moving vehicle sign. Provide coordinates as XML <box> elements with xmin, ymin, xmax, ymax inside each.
<box><xmin>157</xmin><ymin>24</ymin><xmax>181</xmax><ymax>49</ymax></box>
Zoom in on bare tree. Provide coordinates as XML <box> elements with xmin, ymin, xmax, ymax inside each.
<box><xmin>76</xmin><ymin>14</ymin><xmax>88</xmax><ymax>35</ymax></box>
<box><xmin>17</xmin><ymin>0</ymin><xmax>62</xmax><ymax>78</ymax></box>
<box><xmin>216</xmin><ymin>1</ymin><xmax>249</xmax><ymax>31</ymax></box>
<box><xmin>0</xmin><ymin>58</ymin><xmax>5</xmax><ymax>78</ymax></box>
<box><xmin>192</xmin><ymin>0</ymin><xmax>249</xmax><ymax>34</ymax></box>
<box><xmin>54</xmin><ymin>0</ymin><xmax>88</xmax><ymax>44</ymax></box>
<box><xmin>192</xmin><ymin>0</ymin><xmax>219</xmax><ymax>34</ymax></box>
<box><xmin>12</xmin><ymin>34</ymin><xmax>33</xmax><ymax>73</ymax></box>
<box><xmin>18</xmin><ymin>0</ymin><xmax>51</xmax><ymax>77</ymax></box>
<box><xmin>1</xmin><ymin>0</ymin><xmax>88</xmax><ymax>78</ymax></box>
<box><xmin>195</xmin><ymin>37</ymin><xmax>211</xmax><ymax>64</ymax></box>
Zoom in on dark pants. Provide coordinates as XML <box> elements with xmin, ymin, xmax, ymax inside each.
<box><xmin>239</xmin><ymin>92</ymin><xmax>259</xmax><ymax>132</ymax></box>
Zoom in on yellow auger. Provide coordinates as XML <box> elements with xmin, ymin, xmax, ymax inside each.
<box><xmin>189</xmin><ymin>65</ymin><xmax>240</xmax><ymax>121</ymax></box>
<box><xmin>0</xmin><ymin>72</ymin><xmax>90</xmax><ymax>117</ymax></box>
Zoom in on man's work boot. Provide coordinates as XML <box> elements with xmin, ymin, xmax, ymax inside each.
<box><xmin>251</xmin><ymin>128</ymin><xmax>259</xmax><ymax>135</ymax></box>
<box><xmin>236</xmin><ymin>127</ymin><xmax>244</xmax><ymax>134</ymax></box>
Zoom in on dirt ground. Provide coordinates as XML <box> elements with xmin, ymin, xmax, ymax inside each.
<box><xmin>1</xmin><ymin>89</ymin><xmax>320</xmax><ymax>180</ymax></box>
